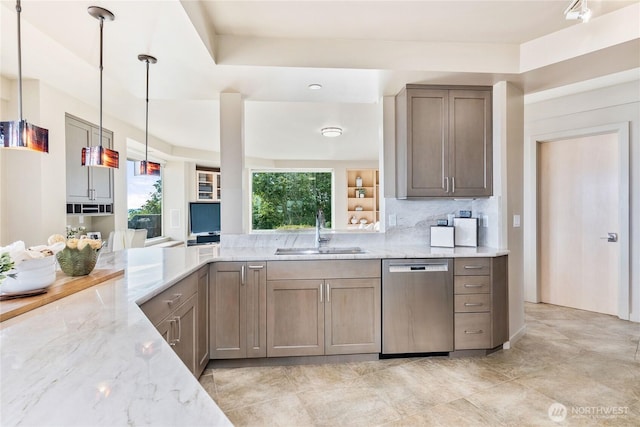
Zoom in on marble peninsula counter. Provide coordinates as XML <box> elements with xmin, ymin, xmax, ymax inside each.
<box><xmin>0</xmin><ymin>244</ymin><xmax>507</xmax><ymax>426</ymax></box>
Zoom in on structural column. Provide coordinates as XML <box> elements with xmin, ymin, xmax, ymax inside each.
<box><xmin>219</xmin><ymin>92</ymin><xmax>245</xmax><ymax>234</ymax></box>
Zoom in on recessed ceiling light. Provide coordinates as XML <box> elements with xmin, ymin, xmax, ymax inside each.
<box><xmin>308</xmin><ymin>83</ymin><xmax>323</xmax><ymax>90</ymax></box>
<box><xmin>321</xmin><ymin>127</ymin><xmax>342</xmax><ymax>137</ymax></box>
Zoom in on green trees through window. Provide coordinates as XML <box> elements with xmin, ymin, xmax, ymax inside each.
<box><xmin>252</xmin><ymin>171</ymin><xmax>332</xmax><ymax>230</ymax></box>
<box><xmin>127</xmin><ymin>160</ymin><xmax>162</xmax><ymax>238</ymax></box>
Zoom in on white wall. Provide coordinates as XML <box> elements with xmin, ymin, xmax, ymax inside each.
<box><xmin>524</xmin><ymin>80</ymin><xmax>640</xmax><ymax>322</ymax></box>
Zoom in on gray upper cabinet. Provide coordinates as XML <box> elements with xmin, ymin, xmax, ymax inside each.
<box><xmin>65</xmin><ymin>114</ymin><xmax>114</xmax><ymax>205</ymax></box>
<box><xmin>396</xmin><ymin>85</ymin><xmax>492</xmax><ymax>198</ymax></box>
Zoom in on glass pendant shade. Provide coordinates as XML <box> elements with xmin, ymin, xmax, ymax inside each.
<box><xmin>81</xmin><ymin>145</ymin><xmax>119</xmax><ymax>168</ymax></box>
<box><xmin>0</xmin><ymin>120</ymin><xmax>48</xmax><ymax>152</ymax></box>
<box><xmin>134</xmin><ymin>160</ymin><xmax>161</xmax><ymax>176</ymax></box>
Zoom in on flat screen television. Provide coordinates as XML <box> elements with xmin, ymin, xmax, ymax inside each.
<box><xmin>189</xmin><ymin>202</ymin><xmax>221</xmax><ymax>235</ymax></box>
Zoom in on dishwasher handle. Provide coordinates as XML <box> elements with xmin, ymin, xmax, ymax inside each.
<box><xmin>388</xmin><ymin>263</ymin><xmax>449</xmax><ymax>273</ymax></box>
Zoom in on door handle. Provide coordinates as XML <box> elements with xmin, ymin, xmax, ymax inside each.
<box><xmin>319</xmin><ymin>283</ymin><xmax>323</xmax><ymax>303</ymax></box>
<box><xmin>241</xmin><ymin>264</ymin><xmax>246</xmax><ymax>285</ymax></box>
<box><xmin>444</xmin><ymin>177</ymin><xmax>449</xmax><ymax>193</ymax></box>
<box><xmin>600</xmin><ymin>233</ymin><xmax>618</xmax><ymax>243</ymax></box>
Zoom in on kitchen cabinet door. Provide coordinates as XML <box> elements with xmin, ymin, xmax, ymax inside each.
<box><xmin>171</xmin><ymin>294</ymin><xmax>198</xmax><ymax>375</ymax></box>
<box><xmin>448</xmin><ymin>90</ymin><xmax>492</xmax><ymax>197</ymax></box>
<box><xmin>245</xmin><ymin>262</ymin><xmax>267</xmax><ymax>358</ymax></box>
<box><xmin>210</xmin><ymin>262</ymin><xmax>246</xmax><ymax>359</ymax></box>
<box><xmin>267</xmin><ymin>280</ymin><xmax>324</xmax><ymax>357</ymax></box>
<box><xmin>403</xmin><ymin>88</ymin><xmax>449</xmax><ymax>197</ymax></box>
<box><xmin>196</xmin><ymin>266</ymin><xmax>209</xmax><ymax>376</ymax></box>
<box><xmin>324</xmin><ymin>278</ymin><xmax>381</xmax><ymax>355</ymax></box>
<box><xmin>210</xmin><ymin>262</ymin><xmax>267</xmax><ymax>359</ymax></box>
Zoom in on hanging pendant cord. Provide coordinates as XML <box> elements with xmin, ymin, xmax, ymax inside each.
<box><xmin>144</xmin><ymin>59</ymin><xmax>150</xmax><ymax>169</ymax></box>
<box><xmin>98</xmin><ymin>15</ymin><xmax>104</xmax><ymax>147</ymax></box>
<box><xmin>16</xmin><ymin>0</ymin><xmax>23</xmax><ymax>121</ymax></box>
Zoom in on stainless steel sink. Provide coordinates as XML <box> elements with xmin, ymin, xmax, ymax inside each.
<box><xmin>275</xmin><ymin>247</ymin><xmax>366</xmax><ymax>255</ymax></box>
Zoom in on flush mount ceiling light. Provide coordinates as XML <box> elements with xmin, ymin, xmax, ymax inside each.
<box><xmin>308</xmin><ymin>83</ymin><xmax>323</xmax><ymax>90</ymax></box>
<box><xmin>134</xmin><ymin>54</ymin><xmax>161</xmax><ymax>176</ymax></box>
<box><xmin>321</xmin><ymin>127</ymin><xmax>342</xmax><ymax>137</ymax></box>
<box><xmin>0</xmin><ymin>0</ymin><xmax>49</xmax><ymax>152</ymax></box>
<box><xmin>564</xmin><ymin>0</ymin><xmax>592</xmax><ymax>22</ymax></box>
<box><xmin>82</xmin><ymin>6</ymin><xmax>119</xmax><ymax>168</ymax></box>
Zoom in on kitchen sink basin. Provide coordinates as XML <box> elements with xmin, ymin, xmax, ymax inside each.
<box><xmin>275</xmin><ymin>247</ymin><xmax>367</xmax><ymax>255</ymax></box>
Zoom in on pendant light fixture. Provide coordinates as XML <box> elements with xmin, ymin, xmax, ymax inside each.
<box><xmin>82</xmin><ymin>6</ymin><xmax>119</xmax><ymax>168</ymax></box>
<box><xmin>134</xmin><ymin>54</ymin><xmax>161</xmax><ymax>176</ymax></box>
<box><xmin>0</xmin><ymin>0</ymin><xmax>49</xmax><ymax>152</ymax></box>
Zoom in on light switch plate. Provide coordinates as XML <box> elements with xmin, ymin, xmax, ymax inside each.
<box><xmin>389</xmin><ymin>214</ymin><xmax>397</xmax><ymax>226</ymax></box>
<box><xmin>513</xmin><ymin>214</ymin><xmax>521</xmax><ymax>228</ymax></box>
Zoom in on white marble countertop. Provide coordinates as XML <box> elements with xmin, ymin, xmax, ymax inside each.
<box><xmin>0</xmin><ymin>243</ymin><xmax>507</xmax><ymax>426</ymax></box>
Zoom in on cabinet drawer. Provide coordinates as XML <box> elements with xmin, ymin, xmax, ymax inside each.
<box><xmin>455</xmin><ymin>313</ymin><xmax>491</xmax><ymax>350</ymax></box>
<box><xmin>267</xmin><ymin>260</ymin><xmax>380</xmax><ymax>280</ymax></box>
<box><xmin>455</xmin><ymin>294</ymin><xmax>491</xmax><ymax>313</ymax></box>
<box><xmin>454</xmin><ymin>276</ymin><xmax>490</xmax><ymax>294</ymax></box>
<box><xmin>140</xmin><ymin>273</ymin><xmax>198</xmax><ymax>326</ymax></box>
<box><xmin>454</xmin><ymin>258</ymin><xmax>491</xmax><ymax>276</ymax></box>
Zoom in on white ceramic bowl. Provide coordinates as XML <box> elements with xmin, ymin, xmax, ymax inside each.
<box><xmin>1</xmin><ymin>256</ymin><xmax>57</xmax><ymax>294</ymax></box>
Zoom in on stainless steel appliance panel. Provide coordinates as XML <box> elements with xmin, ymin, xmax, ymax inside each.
<box><xmin>382</xmin><ymin>259</ymin><xmax>453</xmax><ymax>354</ymax></box>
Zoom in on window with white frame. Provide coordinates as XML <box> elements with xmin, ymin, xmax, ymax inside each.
<box><xmin>127</xmin><ymin>160</ymin><xmax>162</xmax><ymax>238</ymax></box>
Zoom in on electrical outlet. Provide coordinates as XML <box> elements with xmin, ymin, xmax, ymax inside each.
<box><xmin>389</xmin><ymin>214</ymin><xmax>397</xmax><ymax>226</ymax></box>
<box><xmin>482</xmin><ymin>215</ymin><xmax>489</xmax><ymax>228</ymax></box>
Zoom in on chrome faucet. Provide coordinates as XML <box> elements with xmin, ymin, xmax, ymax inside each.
<box><xmin>315</xmin><ymin>209</ymin><xmax>329</xmax><ymax>248</ymax></box>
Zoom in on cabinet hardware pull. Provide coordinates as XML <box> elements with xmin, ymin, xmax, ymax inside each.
<box><xmin>326</xmin><ymin>283</ymin><xmax>331</xmax><ymax>303</ymax></box>
<box><xmin>452</xmin><ymin>177</ymin><xmax>455</xmax><ymax>193</ymax></box>
<box><xmin>464</xmin><ymin>284</ymin><xmax>484</xmax><ymax>288</ymax></box>
<box><xmin>174</xmin><ymin>315</ymin><xmax>182</xmax><ymax>344</ymax></box>
<box><xmin>464</xmin><ymin>330</ymin><xmax>484</xmax><ymax>334</ymax></box>
<box><xmin>319</xmin><ymin>283</ymin><xmax>323</xmax><ymax>303</ymax></box>
<box><xmin>168</xmin><ymin>319</ymin><xmax>177</xmax><ymax>346</ymax></box>
<box><xmin>241</xmin><ymin>265</ymin><xmax>246</xmax><ymax>285</ymax></box>
<box><xmin>248</xmin><ymin>265</ymin><xmax>264</xmax><ymax>270</ymax></box>
<box><xmin>463</xmin><ymin>265</ymin><xmax>484</xmax><ymax>270</ymax></box>
<box><xmin>464</xmin><ymin>303</ymin><xmax>484</xmax><ymax>307</ymax></box>
<box><xmin>444</xmin><ymin>177</ymin><xmax>449</xmax><ymax>193</ymax></box>
<box><xmin>165</xmin><ymin>294</ymin><xmax>182</xmax><ymax>305</ymax></box>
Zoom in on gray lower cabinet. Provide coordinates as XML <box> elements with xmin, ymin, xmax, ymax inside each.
<box><xmin>453</xmin><ymin>256</ymin><xmax>508</xmax><ymax>350</ymax></box>
<box><xmin>395</xmin><ymin>85</ymin><xmax>492</xmax><ymax>198</ymax></box>
<box><xmin>266</xmin><ymin>260</ymin><xmax>381</xmax><ymax>358</ymax></box>
<box><xmin>65</xmin><ymin>114</ymin><xmax>114</xmax><ymax>205</ymax></box>
<box><xmin>196</xmin><ymin>266</ymin><xmax>210</xmax><ymax>376</ymax></box>
<box><xmin>209</xmin><ymin>261</ymin><xmax>267</xmax><ymax>359</ymax></box>
<box><xmin>139</xmin><ymin>268</ymin><xmax>206</xmax><ymax>377</ymax></box>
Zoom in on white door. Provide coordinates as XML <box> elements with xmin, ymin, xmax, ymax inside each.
<box><xmin>539</xmin><ymin>133</ymin><xmax>619</xmax><ymax>315</ymax></box>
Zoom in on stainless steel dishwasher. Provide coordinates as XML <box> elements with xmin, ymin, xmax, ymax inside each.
<box><xmin>382</xmin><ymin>259</ymin><xmax>453</xmax><ymax>354</ymax></box>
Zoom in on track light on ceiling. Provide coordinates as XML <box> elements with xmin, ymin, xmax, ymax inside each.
<box><xmin>321</xmin><ymin>127</ymin><xmax>342</xmax><ymax>137</ymax></box>
<box><xmin>564</xmin><ymin>0</ymin><xmax>592</xmax><ymax>23</ymax></box>
<box><xmin>134</xmin><ymin>54</ymin><xmax>161</xmax><ymax>176</ymax></box>
<box><xmin>82</xmin><ymin>6</ymin><xmax>119</xmax><ymax>168</ymax></box>
<box><xmin>0</xmin><ymin>0</ymin><xmax>49</xmax><ymax>152</ymax></box>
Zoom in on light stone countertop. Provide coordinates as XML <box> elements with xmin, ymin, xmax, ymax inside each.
<box><xmin>0</xmin><ymin>244</ymin><xmax>507</xmax><ymax>426</ymax></box>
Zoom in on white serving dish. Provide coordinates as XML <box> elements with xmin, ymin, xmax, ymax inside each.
<box><xmin>1</xmin><ymin>256</ymin><xmax>57</xmax><ymax>294</ymax></box>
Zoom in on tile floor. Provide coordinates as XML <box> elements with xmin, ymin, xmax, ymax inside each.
<box><xmin>199</xmin><ymin>303</ymin><xmax>640</xmax><ymax>426</ymax></box>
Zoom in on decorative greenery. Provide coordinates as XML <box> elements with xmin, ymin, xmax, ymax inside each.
<box><xmin>128</xmin><ymin>179</ymin><xmax>162</xmax><ymax>238</ymax></box>
<box><xmin>0</xmin><ymin>252</ymin><xmax>16</xmax><ymax>284</ymax></box>
<box><xmin>252</xmin><ymin>172</ymin><xmax>331</xmax><ymax>230</ymax></box>
<box><xmin>128</xmin><ymin>179</ymin><xmax>162</xmax><ymax>220</ymax></box>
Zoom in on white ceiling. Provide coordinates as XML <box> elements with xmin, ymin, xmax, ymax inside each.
<box><xmin>1</xmin><ymin>0</ymin><xmax>638</xmax><ymax>164</ymax></box>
